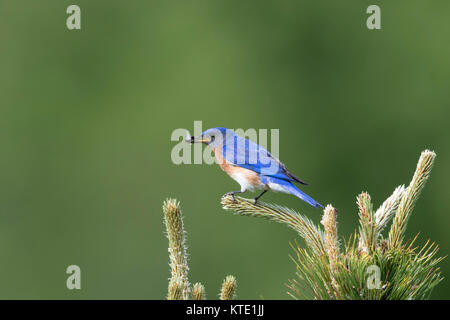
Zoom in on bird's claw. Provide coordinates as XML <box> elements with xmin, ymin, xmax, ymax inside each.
<box><xmin>224</xmin><ymin>192</ymin><xmax>236</xmax><ymax>202</ymax></box>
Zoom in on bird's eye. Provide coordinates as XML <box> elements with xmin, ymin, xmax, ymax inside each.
<box><xmin>210</xmin><ymin>135</ymin><xmax>215</xmax><ymax>142</ymax></box>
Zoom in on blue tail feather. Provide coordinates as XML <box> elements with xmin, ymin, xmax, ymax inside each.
<box><xmin>284</xmin><ymin>181</ymin><xmax>324</xmax><ymax>208</ymax></box>
<box><xmin>261</xmin><ymin>176</ymin><xmax>323</xmax><ymax>208</ymax></box>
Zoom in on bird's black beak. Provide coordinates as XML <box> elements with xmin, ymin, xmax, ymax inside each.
<box><xmin>189</xmin><ymin>135</ymin><xmax>211</xmax><ymax>144</ymax></box>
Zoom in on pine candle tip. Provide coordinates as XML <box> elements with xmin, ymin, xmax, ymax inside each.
<box><xmin>192</xmin><ymin>283</ymin><xmax>206</xmax><ymax>300</ymax></box>
<box><xmin>168</xmin><ymin>277</ymin><xmax>185</xmax><ymax>300</ymax></box>
<box><xmin>220</xmin><ymin>275</ymin><xmax>237</xmax><ymax>300</ymax></box>
<box><xmin>163</xmin><ymin>198</ymin><xmax>180</xmax><ymax>215</ymax></box>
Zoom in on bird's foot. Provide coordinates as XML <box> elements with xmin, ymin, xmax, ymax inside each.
<box><xmin>253</xmin><ymin>190</ymin><xmax>267</xmax><ymax>205</ymax></box>
<box><xmin>224</xmin><ymin>192</ymin><xmax>236</xmax><ymax>202</ymax></box>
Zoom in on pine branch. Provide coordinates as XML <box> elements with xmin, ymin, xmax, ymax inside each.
<box><xmin>162</xmin><ymin>198</ymin><xmax>238</xmax><ymax>300</ymax></box>
<box><xmin>388</xmin><ymin>150</ymin><xmax>436</xmax><ymax>248</ymax></box>
<box><xmin>375</xmin><ymin>185</ymin><xmax>406</xmax><ymax>235</ymax></box>
<box><xmin>221</xmin><ymin>195</ymin><xmax>325</xmax><ymax>256</ymax></box>
<box><xmin>220</xmin><ymin>275</ymin><xmax>237</xmax><ymax>300</ymax></box>
<box><xmin>357</xmin><ymin>192</ymin><xmax>376</xmax><ymax>254</ymax></box>
<box><xmin>163</xmin><ymin>198</ymin><xmax>190</xmax><ymax>299</ymax></box>
<box><xmin>220</xmin><ymin>150</ymin><xmax>443</xmax><ymax>300</ymax></box>
<box><xmin>162</xmin><ymin>150</ymin><xmax>442</xmax><ymax>300</ymax></box>
<box><xmin>192</xmin><ymin>283</ymin><xmax>206</xmax><ymax>300</ymax></box>
<box><xmin>321</xmin><ymin>205</ymin><xmax>340</xmax><ymax>295</ymax></box>
<box><xmin>167</xmin><ymin>277</ymin><xmax>186</xmax><ymax>300</ymax></box>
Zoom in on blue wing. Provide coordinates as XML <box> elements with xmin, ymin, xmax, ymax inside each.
<box><xmin>222</xmin><ymin>134</ymin><xmax>307</xmax><ymax>185</ymax></box>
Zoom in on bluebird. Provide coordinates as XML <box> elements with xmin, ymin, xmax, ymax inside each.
<box><xmin>190</xmin><ymin>127</ymin><xmax>323</xmax><ymax>208</ymax></box>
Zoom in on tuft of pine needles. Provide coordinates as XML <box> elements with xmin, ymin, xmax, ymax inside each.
<box><xmin>192</xmin><ymin>283</ymin><xmax>206</xmax><ymax>300</ymax></box>
<box><xmin>163</xmin><ymin>199</ymin><xmax>190</xmax><ymax>300</ymax></box>
<box><xmin>388</xmin><ymin>150</ymin><xmax>436</xmax><ymax>248</ymax></box>
<box><xmin>220</xmin><ymin>275</ymin><xmax>237</xmax><ymax>300</ymax></box>
<box><xmin>162</xmin><ymin>198</ymin><xmax>238</xmax><ymax>300</ymax></box>
<box><xmin>222</xmin><ymin>150</ymin><xmax>444</xmax><ymax>300</ymax></box>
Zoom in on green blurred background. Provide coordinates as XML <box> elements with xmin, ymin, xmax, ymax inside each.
<box><xmin>0</xmin><ymin>0</ymin><xmax>449</xmax><ymax>299</ymax></box>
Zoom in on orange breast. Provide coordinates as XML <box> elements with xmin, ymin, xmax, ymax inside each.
<box><xmin>214</xmin><ymin>147</ymin><xmax>263</xmax><ymax>187</ymax></box>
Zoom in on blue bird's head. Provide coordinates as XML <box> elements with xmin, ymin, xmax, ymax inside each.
<box><xmin>189</xmin><ymin>127</ymin><xmax>233</xmax><ymax>148</ymax></box>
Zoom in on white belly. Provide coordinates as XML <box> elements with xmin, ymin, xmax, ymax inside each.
<box><xmin>230</xmin><ymin>172</ymin><xmax>265</xmax><ymax>192</ymax></box>
<box><xmin>267</xmin><ymin>182</ymin><xmax>290</xmax><ymax>194</ymax></box>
